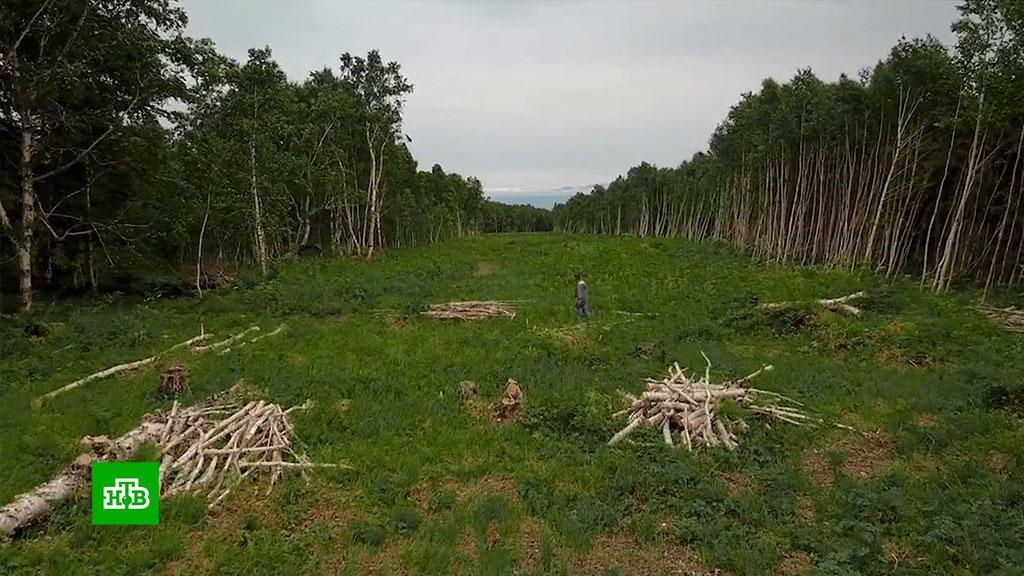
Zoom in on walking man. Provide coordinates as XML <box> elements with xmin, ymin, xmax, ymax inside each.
<box><xmin>574</xmin><ymin>272</ymin><xmax>591</xmax><ymax>318</ymax></box>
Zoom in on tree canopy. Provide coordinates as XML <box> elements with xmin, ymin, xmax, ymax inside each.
<box><xmin>554</xmin><ymin>1</ymin><xmax>1024</xmax><ymax>295</ymax></box>
<box><xmin>0</xmin><ymin>1</ymin><xmax>549</xmax><ymax>310</ymax></box>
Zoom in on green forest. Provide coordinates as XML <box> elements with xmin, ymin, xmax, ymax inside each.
<box><xmin>554</xmin><ymin>0</ymin><xmax>1023</xmax><ymax>298</ymax></box>
<box><xmin>2</xmin><ymin>2</ymin><xmax>1024</xmax><ymax>574</ymax></box>
<box><xmin>0</xmin><ymin>0</ymin><xmax>551</xmax><ymax>313</ymax></box>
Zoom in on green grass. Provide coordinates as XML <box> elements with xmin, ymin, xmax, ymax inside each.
<box><xmin>1</xmin><ymin>233</ymin><xmax>1023</xmax><ymax>575</ymax></box>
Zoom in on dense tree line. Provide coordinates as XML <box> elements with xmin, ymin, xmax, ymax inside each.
<box><xmin>1</xmin><ymin>0</ymin><xmax>547</xmax><ymax>311</ymax></box>
<box><xmin>554</xmin><ymin>0</ymin><xmax>1024</xmax><ymax>295</ymax></box>
<box><xmin>482</xmin><ymin>201</ymin><xmax>554</xmax><ymax>234</ymax></box>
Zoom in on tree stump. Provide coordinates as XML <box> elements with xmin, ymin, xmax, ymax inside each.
<box><xmin>492</xmin><ymin>379</ymin><xmax>523</xmax><ymax>422</ymax></box>
<box><xmin>458</xmin><ymin>380</ymin><xmax>477</xmax><ymax>402</ymax></box>
<box><xmin>159</xmin><ymin>364</ymin><xmax>187</xmax><ymax>397</ymax></box>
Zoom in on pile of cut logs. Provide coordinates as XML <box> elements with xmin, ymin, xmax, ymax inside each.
<box><xmin>158</xmin><ymin>398</ymin><xmax>336</xmax><ymax>506</ymax></box>
<box><xmin>977</xmin><ymin>305</ymin><xmax>1024</xmax><ymax>333</ymax></box>
<box><xmin>609</xmin><ymin>356</ymin><xmax>811</xmax><ymax>451</ymax></box>
<box><xmin>423</xmin><ymin>301</ymin><xmax>517</xmax><ymax>320</ymax></box>
<box><xmin>1</xmin><ymin>393</ymin><xmax>335</xmax><ymax>539</ymax></box>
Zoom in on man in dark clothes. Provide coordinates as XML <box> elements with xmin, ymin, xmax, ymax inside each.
<box><xmin>574</xmin><ymin>272</ymin><xmax>591</xmax><ymax>317</ymax></box>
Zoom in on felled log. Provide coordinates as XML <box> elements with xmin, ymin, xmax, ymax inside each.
<box><xmin>37</xmin><ymin>324</ymin><xmax>285</xmax><ymax>405</ymax></box>
<box><xmin>218</xmin><ymin>324</ymin><xmax>287</xmax><ymax>355</ymax></box>
<box><xmin>977</xmin><ymin>305</ymin><xmax>1024</xmax><ymax>333</ymax></box>
<box><xmin>423</xmin><ymin>301</ymin><xmax>517</xmax><ymax>320</ymax></box>
<box><xmin>3</xmin><ymin>393</ymin><xmax>339</xmax><ymax>539</ymax></box>
<box><xmin>193</xmin><ymin>325</ymin><xmax>259</xmax><ymax>353</ymax></box>
<box><xmin>34</xmin><ymin>333</ymin><xmax>213</xmax><ymax>405</ymax></box>
<box><xmin>0</xmin><ymin>419</ymin><xmax>165</xmax><ymax>539</ymax></box>
<box><xmin>759</xmin><ymin>291</ymin><xmax>866</xmax><ymax>317</ymax></box>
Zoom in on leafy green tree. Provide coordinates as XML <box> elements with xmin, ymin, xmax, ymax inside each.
<box><xmin>1</xmin><ymin>0</ymin><xmax>199</xmax><ymax>310</ymax></box>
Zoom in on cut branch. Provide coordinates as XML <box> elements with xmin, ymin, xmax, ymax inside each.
<box><xmin>759</xmin><ymin>291</ymin><xmax>866</xmax><ymax>316</ymax></box>
<box><xmin>35</xmin><ymin>333</ymin><xmax>212</xmax><ymax>405</ymax></box>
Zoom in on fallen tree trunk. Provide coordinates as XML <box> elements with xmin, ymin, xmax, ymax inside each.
<box><xmin>35</xmin><ymin>326</ymin><xmax>284</xmax><ymax>405</ymax></box>
<box><xmin>193</xmin><ymin>326</ymin><xmax>259</xmax><ymax>353</ymax></box>
<box><xmin>0</xmin><ymin>420</ymin><xmax>165</xmax><ymax>539</ymax></box>
<box><xmin>34</xmin><ymin>333</ymin><xmax>213</xmax><ymax>405</ymax></box>
<box><xmin>218</xmin><ymin>324</ymin><xmax>286</xmax><ymax>355</ymax></box>
<box><xmin>759</xmin><ymin>291</ymin><xmax>866</xmax><ymax>317</ymax></box>
<box><xmin>4</xmin><ymin>390</ymin><xmax>336</xmax><ymax>539</ymax></box>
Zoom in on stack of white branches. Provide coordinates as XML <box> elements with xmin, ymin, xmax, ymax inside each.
<box><xmin>977</xmin><ymin>305</ymin><xmax>1024</xmax><ymax>333</ymax></box>
<box><xmin>422</xmin><ymin>301</ymin><xmax>518</xmax><ymax>320</ymax></box>
<box><xmin>1</xmin><ymin>392</ymin><xmax>336</xmax><ymax>539</ymax></box>
<box><xmin>609</xmin><ymin>355</ymin><xmax>813</xmax><ymax>451</ymax></box>
<box><xmin>158</xmin><ymin>398</ymin><xmax>335</xmax><ymax>506</ymax></box>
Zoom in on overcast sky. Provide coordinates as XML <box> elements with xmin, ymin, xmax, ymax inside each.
<box><xmin>181</xmin><ymin>0</ymin><xmax>958</xmax><ymax>197</ymax></box>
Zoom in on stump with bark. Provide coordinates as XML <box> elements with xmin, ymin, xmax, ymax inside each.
<box><xmin>492</xmin><ymin>379</ymin><xmax>524</xmax><ymax>422</ymax></box>
<box><xmin>159</xmin><ymin>364</ymin><xmax>187</xmax><ymax>397</ymax></box>
<box><xmin>458</xmin><ymin>380</ymin><xmax>477</xmax><ymax>402</ymax></box>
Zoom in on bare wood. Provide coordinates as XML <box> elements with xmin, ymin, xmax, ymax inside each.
<box><xmin>36</xmin><ymin>355</ymin><xmax>157</xmax><ymax>404</ymax></box>
<box><xmin>609</xmin><ymin>355</ymin><xmax>828</xmax><ymax>451</ymax></box>
<box><xmin>715</xmin><ymin>420</ymin><xmax>736</xmax><ymax>451</ymax></box>
<box><xmin>0</xmin><ymin>420</ymin><xmax>164</xmax><ymax>539</ymax></box>
<box><xmin>608</xmin><ymin>418</ymin><xmax>643</xmax><ymax>446</ymax></box>
<box><xmin>236</xmin><ymin>461</ymin><xmax>345</xmax><ymax>469</ymax></box>
<box><xmin>246</xmin><ymin>324</ymin><xmax>287</xmax><ymax>344</ymax></box>
<box><xmin>423</xmin><ymin>300</ymin><xmax>518</xmax><ymax>320</ymax></box>
<box><xmin>193</xmin><ymin>326</ymin><xmax>260</xmax><ymax>353</ymax></box>
<box><xmin>977</xmin><ymin>305</ymin><xmax>1024</xmax><ymax>332</ymax></box>
<box><xmin>662</xmin><ymin>418</ymin><xmax>674</xmax><ymax>446</ymax></box>
<box><xmin>759</xmin><ymin>291</ymin><xmax>866</xmax><ymax>316</ymax></box>
<box><xmin>35</xmin><ymin>333</ymin><xmax>212</xmax><ymax>405</ymax></box>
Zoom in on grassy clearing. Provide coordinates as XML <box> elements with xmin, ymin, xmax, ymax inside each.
<box><xmin>2</xmin><ymin>233</ymin><xmax>1023</xmax><ymax>575</ymax></box>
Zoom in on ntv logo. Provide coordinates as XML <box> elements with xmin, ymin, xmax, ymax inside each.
<box><xmin>102</xmin><ymin>478</ymin><xmax>151</xmax><ymax>510</ymax></box>
<box><xmin>92</xmin><ymin>462</ymin><xmax>159</xmax><ymax>525</ymax></box>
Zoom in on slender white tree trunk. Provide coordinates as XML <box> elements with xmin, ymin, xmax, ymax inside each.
<box><xmin>196</xmin><ymin>193</ymin><xmax>210</xmax><ymax>298</ymax></box>
<box><xmin>18</xmin><ymin>123</ymin><xmax>36</xmax><ymax>312</ymax></box>
<box><xmin>251</xmin><ymin>139</ymin><xmax>268</xmax><ymax>275</ymax></box>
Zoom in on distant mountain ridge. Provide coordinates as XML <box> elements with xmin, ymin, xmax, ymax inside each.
<box><xmin>485</xmin><ymin>184</ymin><xmax>597</xmax><ymax>209</ymax></box>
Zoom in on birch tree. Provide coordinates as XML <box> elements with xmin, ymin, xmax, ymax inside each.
<box><xmin>0</xmin><ymin>0</ymin><xmax>195</xmax><ymax>311</ymax></box>
<box><xmin>338</xmin><ymin>51</ymin><xmax>412</xmax><ymax>258</ymax></box>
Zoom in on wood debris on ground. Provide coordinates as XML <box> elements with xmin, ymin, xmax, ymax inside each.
<box><xmin>158</xmin><ymin>396</ymin><xmax>338</xmax><ymax>506</ymax></box>
<box><xmin>610</xmin><ymin>354</ymin><xmax>820</xmax><ymax>451</ymax></box>
<box><xmin>422</xmin><ymin>300</ymin><xmax>518</xmax><ymax>320</ymax></box>
<box><xmin>2</xmin><ymin>389</ymin><xmax>336</xmax><ymax>539</ymax></box>
<box><xmin>159</xmin><ymin>363</ymin><xmax>187</xmax><ymax>397</ymax></box>
<box><xmin>759</xmin><ymin>291</ymin><xmax>866</xmax><ymax>317</ymax></box>
<box><xmin>977</xmin><ymin>305</ymin><xmax>1024</xmax><ymax>333</ymax></box>
<box><xmin>492</xmin><ymin>379</ymin><xmax>524</xmax><ymax>422</ymax></box>
<box><xmin>458</xmin><ymin>380</ymin><xmax>477</xmax><ymax>401</ymax></box>
<box><xmin>35</xmin><ymin>324</ymin><xmax>286</xmax><ymax>405</ymax></box>
<box><xmin>1</xmin><ymin>419</ymin><xmax>164</xmax><ymax>539</ymax></box>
